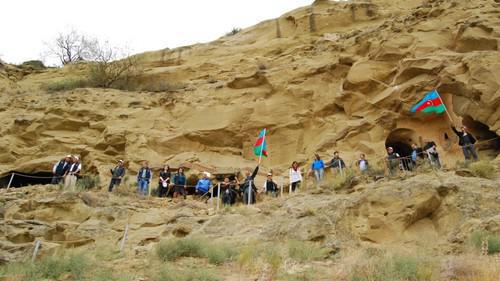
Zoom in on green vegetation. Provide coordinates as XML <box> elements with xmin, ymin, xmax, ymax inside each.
<box><xmin>156</xmin><ymin>237</ymin><xmax>236</xmax><ymax>265</ymax></box>
<box><xmin>470</xmin><ymin>231</ymin><xmax>500</xmax><ymax>254</ymax></box>
<box><xmin>238</xmin><ymin>243</ymin><xmax>283</xmax><ymax>274</ymax></box>
<box><xmin>76</xmin><ymin>174</ymin><xmax>100</xmax><ymax>190</ymax></box>
<box><xmin>287</xmin><ymin>240</ymin><xmax>328</xmax><ymax>262</ymax></box>
<box><xmin>469</xmin><ymin>161</ymin><xmax>496</xmax><ymax>179</ymax></box>
<box><xmin>0</xmin><ymin>251</ymin><xmax>128</xmax><ymax>281</ymax></box>
<box><xmin>154</xmin><ymin>265</ymin><xmax>220</xmax><ymax>281</ymax></box>
<box><xmin>349</xmin><ymin>254</ymin><xmax>436</xmax><ymax>281</ymax></box>
<box><xmin>331</xmin><ymin>170</ymin><xmax>357</xmax><ymax>190</ymax></box>
<box><xmin>42</xmin><ymin>78</ymin><xmax>89</xmax><ymax>92</ymax></box>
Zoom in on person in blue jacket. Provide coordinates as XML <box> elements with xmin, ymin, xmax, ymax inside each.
<box><xmin>311</xmin><ymin>154</ymin><xmax>325</xmax><ymax>186</ymax></box>
<box><xmin>195</xmin><ymin>172</ymin><xmax>212</xmax><ymax>203</ymax></box>
<box><xmin>137</xmin><ymin>161</ymin><xmax>152</xmax><ymax>196</ymax></box>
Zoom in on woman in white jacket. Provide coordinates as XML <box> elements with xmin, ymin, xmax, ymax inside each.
<box><xmin>289</xmin><ymin>161</ymin><xmax>303</xmax><ymax>193</ymax></box>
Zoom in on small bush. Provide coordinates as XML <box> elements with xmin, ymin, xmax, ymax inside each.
<box><xmin>226</xmin><ymin>27</ymin><xmax>242</xmax><ymax>36</ymax></box>
<box><xmin>470</xmin><ymin>231</ymin><xmax>500</xmax><ymax>254</ymax></box>
<box><xmin>20</xmin><ymin>60</ymin><xmax>46</xmax><ymax>70</ymax></box>
<box><xmin>155</xmin><ymin>265</ymin><xmax>220</xmax><ymax>281</ymax></box>
<box><xmin>331</xmin><ymin>170</ymin><xmax>357</xmax><ymax>190</ymax></box>
<box><xmin>469</xmin><ymin>161</ymin><xmax>496</xmax><ymax>179</ymax></box>
<box><xmin>288</xmin><ymin>240</ymin><xmax>327</xmax><ymax>262</ymax></box>
<box><xmin>42</xmin><ymin>79</ymin><xmax>89</xmax><ymax>92</ymax></box>
<box><xmin>77</xmin><ymin>174</ymin><xmax>100</xmax><ymax>190</ymax></box>
<box><xmin>156</xmin><ymin>238</ymin><xmax>235</xmax><ymax>265</ymax></box>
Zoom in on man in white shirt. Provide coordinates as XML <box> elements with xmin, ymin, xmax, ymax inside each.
<box><xmin>64</xmin><ymin>156</ymin><xmax>82</xmax><ymax>190</ymax></box>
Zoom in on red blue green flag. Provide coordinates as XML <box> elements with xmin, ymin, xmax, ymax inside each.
<box><xmin>253</xmin><ymin>129</ymin><xmax>268</xmax><ymax>157</ymax></box>
<box><xmin>410</xmin><ymin>90</ymin><xmax>446</xmax><ymax>114</ymax></box>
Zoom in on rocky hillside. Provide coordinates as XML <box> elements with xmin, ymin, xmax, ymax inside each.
<box><xmin>0</xmin><ymin>171</ymin><xmax>499</xmax><ymax>280</ymax></box>
<box><xmin>0</xmin><ymin>0</ymin><xmax>498</xmax><ymax>180</ymax></box>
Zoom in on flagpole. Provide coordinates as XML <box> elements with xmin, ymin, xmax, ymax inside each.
<box><xmin>258</xmin><ymin>128</ymin><xmax>267</xmax><ymax>165</ymax></box>
<box><xmin>436</xmin><ymin>90</ymin><xmax>454</xmax><ymax>123</ymax></box>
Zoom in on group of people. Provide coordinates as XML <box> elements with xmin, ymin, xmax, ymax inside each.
<box><xmin>51</xmin><ymin>155</ymin><xmax>82</xmax><ymax>189</ymax></box>
<box><xmin>51</xmin><ymin>124</ymin><xmax>481</xmax><ymax>205</ymax></box>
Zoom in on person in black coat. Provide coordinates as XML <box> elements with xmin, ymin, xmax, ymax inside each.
<box><xmin>158</xmin><ymin>165</ymin><xmax>171</xmax><ymax>197</ymax></box>
<box><xmin>451</xmin><ymin>125</ymin><xmax>479</xmax><ymax>161</ymax></box>
<box><xmin>241</xmin><ymin>166</ymin><xmax>259</xmax><ymax>204</ymax></box>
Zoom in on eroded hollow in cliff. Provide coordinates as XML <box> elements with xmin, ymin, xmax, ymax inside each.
<box><xmin>0</xmin><ymin>171</ymin><xmax>53</xmax><ymax>188</ymax></box>
<box><xmin>385</xmin><ymin>128</ymin><xmax>419</xmax><ymax>158</ymax></box>
<box><xmin>462</xmin><ymin>116</ymin><xmax>500</xmax><ymax>154</ymax></box>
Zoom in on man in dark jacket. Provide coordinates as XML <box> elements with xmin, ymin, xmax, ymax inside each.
<box><xmin>328</xmin><ymin>151</ymin><xmax>346</xmax><ymax>173</ymax></box>
<box><xmin>108</xmin><ymin>160</ymin><xmax>126</xmax><ymax>192</ymax></box>
<box><xmin>451</xmin><ymin>125</ymin><xmax>478</xmax><ymax>161</ymax></box>
<box><xmin>242</xmin><ymin>165</ymin><xmax>259</xmax><ymax>204</ymax></box>
<box><xmin>52</xmin><ymin>155</ymin><xmax>71</xmax><ymax>184</ymax></box>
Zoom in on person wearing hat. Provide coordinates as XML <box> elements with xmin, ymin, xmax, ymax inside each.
<box><xmin>195</xmin><ymin>172</ymin><xmax>212</xmax><ymax>202</ymax></box>
<box><xmin>451</xmin><ymin>125</ymin><xmax>479</xmax><ymax>161</ymax></box>
<box><xmin>263</xmin><ymin>172</ymin><xmax>278</xmax><ymax>197</ymax></box>
<box><xmin>385</xmin><ymin>147</ymin><xmax>400</xmax><ymax>176</ymax></box>
<box><xmin>52</xmin><ymin>155</ymin><xmax>72</xmax><ymax>184</ymax></box>
<box><xmin>108</xmin><ymin>160</ymin><xmax>126</xmax><ymax>192</ymax></box>
<box><xmin>64</xmin><ymin>155</ymin><xmax>81</xmax><ymax>190</ymax></box>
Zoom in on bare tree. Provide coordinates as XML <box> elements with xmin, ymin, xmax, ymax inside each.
<box><xmin>44</xmin><ymin>29</ymin><xmax>98</xmax><ymax>65</ymax></box>
<box><xmin>88</xmin><ymin>42</ymin><xmax>137</xmax><ymax>88</ymax></box>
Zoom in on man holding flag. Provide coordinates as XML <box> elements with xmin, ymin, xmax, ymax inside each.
<box><xmin>241</xmin><ymin>128</ymin><xmax>268</xmax><ymax>205</ymax></box>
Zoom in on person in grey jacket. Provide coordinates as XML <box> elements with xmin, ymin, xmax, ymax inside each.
<box><xmin>109</xmin><ymin>160</ymin><xmax>126</xmax><ymax>192</ymax></box>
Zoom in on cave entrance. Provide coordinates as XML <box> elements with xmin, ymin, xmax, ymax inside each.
<box><xmin>385</xmin><ymin>128</ymin><xmax>419</xmax><ymax>170</ymax></box>
<box><xmin>0</xmin><ymin>171</ymin><xmax>53</xmax><ymax>188</ymax></box>
<box><xmin>462</xmin><ymin>116</ymin><xmax>500</xmax><ymax>155</ymax></box>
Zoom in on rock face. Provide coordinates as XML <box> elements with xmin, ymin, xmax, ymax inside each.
<box><xmin>0</xmin><ymin>172</ymin><xmax>498</xmax><ymax>263</ymax></box>
<box><xmin>0</xmin><ymin>0</ymin><xmax>499</xmax><ymax>179</ymax></box>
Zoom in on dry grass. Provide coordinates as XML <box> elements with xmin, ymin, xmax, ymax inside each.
<box><xmin>469</xmin><ymin>161</ymin><xmax>496</xmax><ymax>179</ymax></box>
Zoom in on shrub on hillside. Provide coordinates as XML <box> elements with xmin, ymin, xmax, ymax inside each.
<box><xmin>77</xmin><ymin>175</ymin><xmax>100</xmax><ymax>190</ymax></box>
<box><xmin>42</xmin><ymin>79</ymin><xmax>89</xmax><ymax>92</ymax></box>
<box><xmin>469</xmin><ymin>161</ymin><xmax>496</xmax><ymax>179</ymax></box>
<box><xmin>226</xmin><ymin>27</ymin><xmax>242</xmax><ymax>36</ymax></box>
<box><xmin>156</xmin><ymin>237</ymin><xmax>235</xmax><ymax>265</ymax></box>
<box><xmin>20</xmin><ymin>60</ymin><xmax>46</xmax><ymax>70</ymax></box>
<box><xmin>288</xmin><ymin>240</ymin><xmax>328</xmax><ymax>262</ymax></box>
<box><xmin>470</xmin><ymin>231</ymin><xmax>500</xmax><ymax>255</ymax></box>
<box><xmin>154</xmin><ymin>265</ymin><xmax>219</xmax><ymax>281</ymax></box>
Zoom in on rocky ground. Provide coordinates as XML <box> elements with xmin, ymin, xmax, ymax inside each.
<box><xmin>0</xmin><ymin>169</ymin><xmax>499</xmax><ymax>280</ymax></box>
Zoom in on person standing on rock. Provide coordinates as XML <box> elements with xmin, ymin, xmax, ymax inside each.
<box><xmin>386</xmin><ymin>147</ymin><xmax>400</xmax><ymax>176</ymax></box>
<box><xmin>221</xmin><ymin>177</ymin><xmax>238</xmax><ymax>205</ymax></box>
<box><xmin>451</xmin><ymin>125</ymin><xmax>479</xmax><ymax>161</ymax></box>
<box><xmin>136</xmin><ymin>161</ymin><xmax>152</xmax><ymax>196</ymax></box>
<box><xmin>424</xmin><ymin>141</ymin><xmax>441</xmax><ymax>169</ymax></box>
<box><xmin>158</xmin><ymin>165</ymin><xmax>171</xmax><ymax>198</ymax></box>
<box><xmin>263</xmin><ymin>172</ymin><xmax>278</xmax><ymax>197</ymax></box>
<box><xmin>410</xmin><ymin>143</ymin><xmax>422</xmax><ymax>169</ymax></box>
<box><xmin>195</xmin><ymin>172</ymin><xmax>212</xmax><ymax>203</ymax></box>
<box><xmin>289</xmin><ymin>161</ymin><xmax>303</xmax><ymax>192</ymax></box>
<box><xmin>242</xmin><ymin>165</ymin><xmax>259</xmax><ymax>204</ymax></box>
<box><xmin>327</xmin><ymin>151</ymin><xmax>346</xmax><ymax>176</ymax></box>
<box><xmin>52</xmin><ymin>155</ymin><xmax>71</xmax><ymax>184</ymax></box>
<box><xmin>173</xmin><ymin>167</ymin><xmax>187</xmax><ymax>200</ymax></box>
<box><xmin>311</xmin><ymin>154</ymin><xmax>325</xmax><ymax>186</ymax></box>
<box><xmin>108</xmin><ymin>160</ymin><xmax>126</xmax><ymax>192</ymax></box>
<box><xmin>356</xmin><ymin>153</ymin><xmax>369</xmax><ymax>173</ymax></box>
<box><xmin>64</xmin><ymin>156</ymin><xmax>81</xmax><ymax>190</ymax></box>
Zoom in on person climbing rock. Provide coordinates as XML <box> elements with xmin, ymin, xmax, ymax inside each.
<box><xmin>356</xmin><ymin>153</ymin><xmax>369</xmax><ymax>173</ymax></box>
<box><xmin>64</xmin><ymin>156</ymin><xmax>81</xmax><ymax>190</ymax></box>
<box><xmin>289</xmin><ymin>161</ymin><xmax>302</xmax><ymax>192</ymax></box>
<box><xmin>263</xmin><ymin>172</ymin><xmax>278</xmax><ymax>197</ymax></box>
<box><xmin>386</xmin><ymin>147</ymin><xmax>400</xmax><ymax>176</ymax></box>
<box><xmin>451</xmin><ymin>125</ymin><xmax>479</xmax><ymax>161</ymax></box>
<box><xmin>52</xmin><ymin>155</ymin><xmax>71</xmax><ymax>184</ymax></box>
<box><xmin>108</xmin><ymin>159</ymin><xmax>126</xmax><ymax>192</ymax></box>
<box><xmin>173</xmin><ymin>167</ymin><xmax>187</xmax><ymax>200</ymax></box>
<box><xmin>158</xmin><ymin>165</ymin><xmax>171</xmax><ymax>197</ymax></box>
<box><xmin>195</xmin><ymin>172</ymin><xmax>212</xmax><ymax>202</ymax></box>
<box><xmin>311</xmin><ymin>154</ymin><xmax>325</xmax><ymax>185</ymax></box>
<box><xmin>136</xmin><ymin>161</ymin><xmax>152</xmax><ymax>196</ymax></box>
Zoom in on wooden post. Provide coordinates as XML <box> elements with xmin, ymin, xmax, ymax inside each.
<box><xmin>280</xmin><ymin>179</ymin><xmax>283</xmax><ymax>197</ymax></box>
<box><xmin>216</xmin><ymin>183</ymin><xmax>221</xmax><ymax>212</ymax></box>
<box><xmin>6</xmin><ymin>173</ymin><xmax>14</xmax><ymax>189</ymax></box>
<box><xmin>32</xmin><ymin>240</ymin><xmax>41</xmax><ymax>262</ymax></box>
<box><xmin>248</xmin><ymin>180</ymin><xmax>252</xmax><ymax>206</ymax></box>
<box><xmin>119</xmin><ymin>224</ymin><xmax>129</xmax><ymax>254</ymax></box>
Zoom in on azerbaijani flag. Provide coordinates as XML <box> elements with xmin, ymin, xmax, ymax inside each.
<box><xmin>253</xmin><ymin>129</ymin><xmax>268</xmax><ymax>157</ymax></box>
<box><xmin>410</xmin><ymin>90</ymin><xmax>446</xmax><ymax>114</ymax></box>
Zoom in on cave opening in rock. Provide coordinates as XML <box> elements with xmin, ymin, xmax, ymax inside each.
<box><xmin>461</xmin><ymin>116</ymin><xmax>500</xmax><ymax>155</ymax></box>
<box><xmin>0</xmin><ymin>171</ymin><xmax>53</xmax><ymax>188</ymax></box>
<box><xmin>385</xmin><ymin>128</ymin><xmax>419</xmax><ymax>169</ymax></box>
